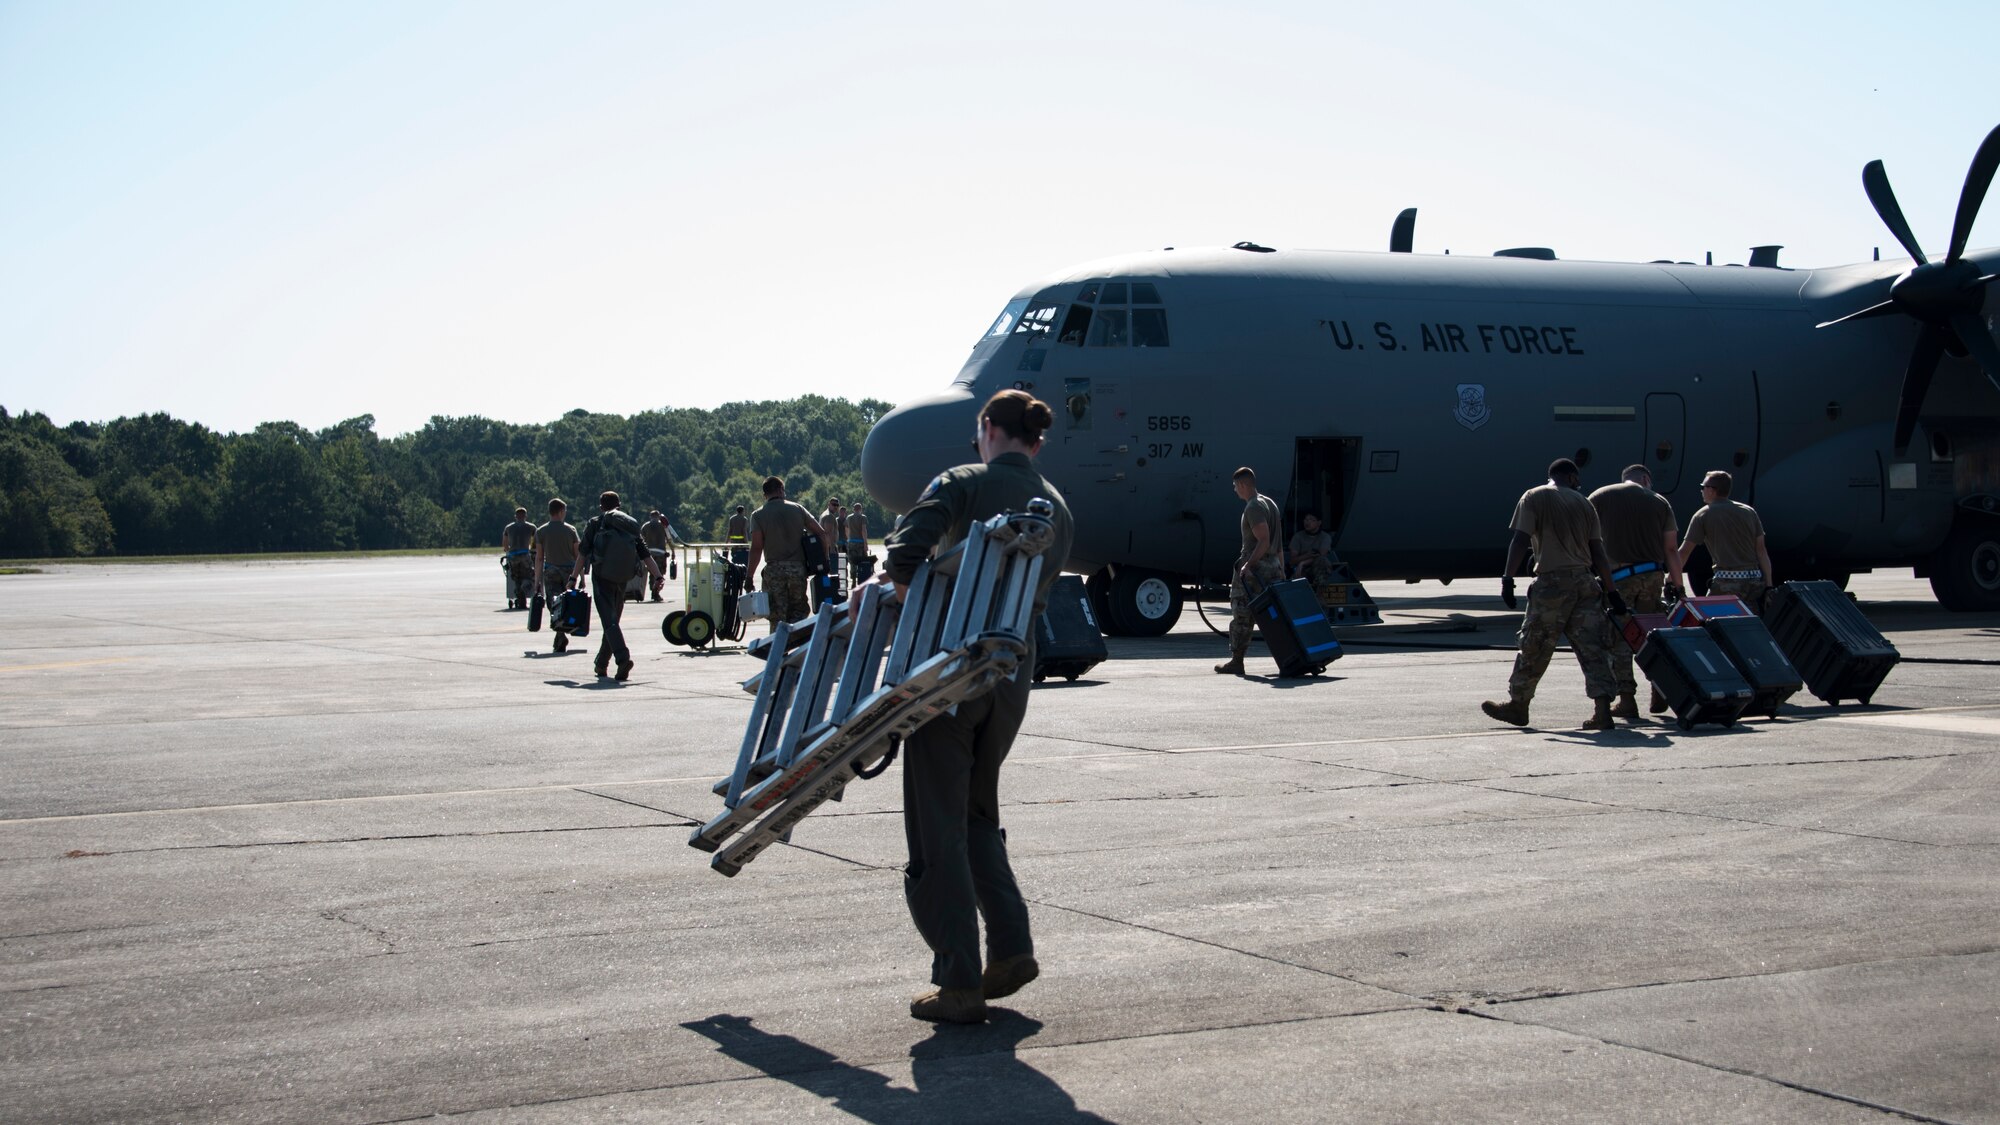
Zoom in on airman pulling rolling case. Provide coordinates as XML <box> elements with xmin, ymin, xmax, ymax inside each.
<box><xmin>1033</xmin><ymin>574</ymin><xmax>1107</xmax><ymax>683</ymax></box>
<box><xmin>1701</xmin><ymin>614</ymin><xmax>1802</xmax><ymax>718</ymax></box>
<box><xmin>1249</xmin><ymin>577</ymin><xmax>1343</xmax><ymax>677</ymax></box>
<box><xmin>1763</xmin><ymin>580</ymin><xmax>1899</xmax><ymax>705</ymax></box>
<box><xmin>1636</xmin><ymin>627</ymin><xmax>1754</xmax><ymax>730</ymax></box>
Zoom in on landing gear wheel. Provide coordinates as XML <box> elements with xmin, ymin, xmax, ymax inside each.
<box><xmin>554</xmin><ymin>632</ymin><xmax>568</xmax><ymax>653</ymax></box>
<box><xmin>1086</xmin><ymin>570</ymin><xmax>1124</xmax><ymax>637</ymax></box>
<box><xmin>663</xmin><ymin>611</ymin><xmax>686</xmax><ymax>645</ymax></box>
<box><xmin>1929</xmin><ymin>517</ymin><xmax>2000</xmax><ymax>611</ymax></box>
<box><xmin>1104</xmin><ymin>567</ymin><xmax>1183</xmax><ymax>637</ymax></box>
<box><xmin>683</xmin><ymin>611</ymin><xmax>715</xmax><ymax>649</ymax></box>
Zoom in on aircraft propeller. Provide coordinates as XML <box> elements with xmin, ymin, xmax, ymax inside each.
<box><xmin>1817</xmin><ymin>124</ymin><xmax>2000</xmax><ymax>454</ymax></box>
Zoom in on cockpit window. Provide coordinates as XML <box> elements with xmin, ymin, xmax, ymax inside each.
<box><xmin>1085</xmin><ymin>308</ymin><xmax>1128</xmax><ymax>347</ymax></box>
<box><xmin>1132</xmin><ymin>282</ymin><xmax>1162</xmax><ymax>304</ymax></box>
<box><xmin>1132</xmin><ymin>307</ymin><xmax>1170</xmax><ymax>347</ymax></box>
<box><xmin>1012</xmin><ymin>305</ymin><xmax>1058</xmax><ymax>337</ymax></box>
<box><xmin>1076</xmin><ymin>282</ymin><xmax>1100</xmax><ymax>304</ymax></box>
<box><xmin>1100</xmin><ymin>282</ymin><xmax>1128</xmax><ymax>304</ymax></box>
<box><xmin>983</xmin><ymin>298</ymin><xmax>1030</xmax><ymax>339</ymax></box>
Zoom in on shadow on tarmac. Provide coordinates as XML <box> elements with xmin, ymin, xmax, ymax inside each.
<box><xmin>521</xmin><ymin>650</ymin><xmax>581</xmax><ymax>660</ymax></box>
<box><xmin>682</xmin><ymin>1013</ymin><xmax>1109</xmax><ymax>1123</ymax></box>
<box><xmin>545</xmin><ymin>678</ymin><xmax>623</xmax><ymax>690</ymax></box>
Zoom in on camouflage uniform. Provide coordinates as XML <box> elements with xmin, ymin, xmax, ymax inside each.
<box><xmin>1609</xmin><ymin>571</ymin><xmax>1668</xmax><ymax>697</ymax></box>
<box><xmin>1507</xmin><ymin>571</ymin><xmax>1619</xmax><ymax>703</ymax></box>
<box><xmin>885</xmin><ymin>451</ymin><xmax>1073</xmax><ymax>993</ymax></box>
<box><xmin>1589</xmin><ymin>479</ymin><xmax>1677</xmax><ymax>700</ymax></box>
<box><xmin>1228</xmin><ymin>492</ymin><xmax>1286</xmax><ymax>660</ymax></box>
<box><xmin>1502</xmin><ymin>483</ymin><xmax>1617</xmax><ymax>707</ymax></box>
<box><xmin>763</xmin><ymin>560</ymin><xmax>808</xmax><ymax>624</ymax></box>
<box><xmin>501</xmin><ymin>518</ymin><xmax>536</xmax><ymax>607</ymax></box>
<box><xmin>1685</xmin><ymin>497</ymin><xmax>1769</xmax><ymax>610</ymax></box>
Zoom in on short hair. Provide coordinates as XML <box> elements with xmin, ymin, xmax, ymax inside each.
<box><xmin>735</xmin><ymin>505</ymin><xmax>746</xmax><ymax>514</ymax></box>
<box><xmin>1703</xmin><ymin>470</ymin><xmax>1732</xmax><ymax>496</ymax></box>
<box><xmin>599</xmin><ymin>490</ymin><xmax>620</xmax><ymax>511</ymax></box>
<box><xmin>1232</xmin><ymin>466</ymin><xmax>1257</xmax><ymax>483</ymax></box>
<box><xmin>1548</xmin><ymin>458</ymin><xmax>1580</xmax><ymax>479</ymax></box>
<box><xmin>548</xmin><ymin>498</ymin><xmax>567</xmax><ymax>515</ymax></box>
<box><xmin>982</xmin><ymin>388</ymin><xmax>1055</xmax><ymax>443</ymax></box>
<box><xmin>1621</xmin><ymin>464</ymin><xmax>1650</xmax><ymax>484</ymax></box>
<box><xmin>826</xmin><ymin>496</ymin><xmax>841</xmax><ymax>506</ymax></box>
<box><xmin>514</xmin><ymin>507</ymin><xmax>528</xmax><ymax>518</ymax></box>
<box><xmin>761</xmin><ymin>476</ymin><xmax>784</xmax><ymax>497</ymax></box>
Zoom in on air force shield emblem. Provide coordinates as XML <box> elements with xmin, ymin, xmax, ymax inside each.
<box><xmin>1454</xmin><ymin>384</ymin><xmax>1490</xmax><ymax>431</ymax></box>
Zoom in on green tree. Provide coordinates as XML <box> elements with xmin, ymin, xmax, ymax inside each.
<box><xmin>0</xmin><ymin>433</ymin><xmax>115</xmax><ymax>557</ymax></box>
<box><xmin>458</xmin><ymin>458</ymin><xmax>560</xmax><ymax>547</ymax></box>
<box><xmin>219</xmin><ymin>424</ymin><xmax>335</xmax><ymax>551</ymax></box>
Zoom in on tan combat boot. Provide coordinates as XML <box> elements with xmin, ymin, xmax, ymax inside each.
<box><xmin>1611</xmin><ymin>693</ymin><xmax>1639</xmax><ymax>720</ymax></box>
<box><xmin>1581</xmin><ymin>697</ymin><xmax>1616</xmax><ymax>731</ymax></box>
<box><xmin>910</xmin><ymin>987</ymin><xmax>989</xmax><ymax>1024</ymax></box>
<box><xmin>1214</xmin><ymin>656</ymin><xmax>1246</xmax><ymax>675</ymax></box>
<box><xmin>1481</xmin><ymin>699</ymin><xmax>1529</xmax><ymax>726</ymax></box>
<box><xmin>982</xmin><ymin>954</ymin><xmax>1040</xmax><ymax>1000</ymax></box>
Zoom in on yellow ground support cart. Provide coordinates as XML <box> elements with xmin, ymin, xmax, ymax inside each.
<box><xmin>663</xmin><ymin>548</ymin><xmax>748</xmax><ymax>649</ymax></box>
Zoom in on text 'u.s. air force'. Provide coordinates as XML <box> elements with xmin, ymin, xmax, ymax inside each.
<box><xmin>1318</xmin><ymin>319</ymin><xmax>1585</xmax><ymax>356</ymax></box>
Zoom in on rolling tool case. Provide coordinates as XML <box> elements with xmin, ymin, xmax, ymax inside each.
<box><xmin>1700</xmin><ymin>614</ymin><xmax>1802</xmax><ymax>718</ymax></box>
<box><xmin>690</xmin><ymin>500</ymin><xmax>1060</xmax><ymax>876</ymax></box>
<box><xmin>1636</xmin><ymin>627</ymin><xmax>1755</xmax><ymax>730</ymax></box>
<box><xmin>1033</xmin><ymin>574</ymin><xmax>1107</xmax><ymax>683</ymax></box>
<box><xmin>1762</xmin><ymin>581</ymin><xmax>1899</xmax><ymax>706</ymax></box>
<box><xmin>1248</xmin><ymin>577</ymin><xmax>1343</xmax><ymax>677</ymax></box>
<box><xmin>1665</xmin><ymin>594</ymin><xmax>1753</xmax><ymax>627</ymax></box>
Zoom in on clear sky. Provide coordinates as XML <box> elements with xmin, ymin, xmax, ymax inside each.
<box><xmin>4</xmin><ymin>0</ymin><xmax>1996</xmax><ymax>438</ymax></box>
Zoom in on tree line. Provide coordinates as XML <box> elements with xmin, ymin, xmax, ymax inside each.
<box><xmin>0</xmin><ymin>397</ymin><xmax>894</xmax><ymax>558</ymax></box>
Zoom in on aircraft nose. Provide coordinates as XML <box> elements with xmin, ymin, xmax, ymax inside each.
<box><xmin>862</xmin><ymin>387</ymin><xmax>981</xmax><ymax>515</ymax></box>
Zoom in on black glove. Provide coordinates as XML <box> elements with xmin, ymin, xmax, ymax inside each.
<box><xmin>1605</xmin><ymin>588</ymin><xmax>1630</xmax><ymax>617</ymax></box>
<box><xmin>1500</xmin><ymin>577</ymin><xmax>1517</xmax><ymax>610</ymax></box>
<box><xmin>1665</xmin><ymin>582</ymin><xmax>1684</xmax><ymax>604</ymax></box>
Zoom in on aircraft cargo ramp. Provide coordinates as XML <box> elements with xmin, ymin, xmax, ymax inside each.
<box><xmin>0</xmin><ymin>558</ymin><xmax>1994</xmax><ymax>1123</ymax></box>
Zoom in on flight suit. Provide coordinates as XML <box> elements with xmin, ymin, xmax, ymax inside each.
<box><xmin>1504</xmin><ymin>484</ymin><xmax>1617</xmax><ymax>706</ymax></box>
<box><xmin>884</xmin><ymin>452</ymin><xmax>1074</xmax><ymax>993</ymax></box>
<box><xmin>579</xmin><ymin>509</ymin><xmax>647</xmax><ymax>674</ymax></box>
<box><xmin>1228</xmin><ymin>493</ymin><xmax>1285</xmax><ymax>661</ymax></box>
<box><xmin>501</xmin><ymin>519</ymin><xmax>536</xmax><ymax>608</ymax></box>
<box><xmin>749</xmin><ymin>497</ymin><xmax>812</xmax><ymax>625</ymax></box>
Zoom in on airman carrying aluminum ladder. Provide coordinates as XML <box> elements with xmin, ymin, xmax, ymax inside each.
<box><xmin>689</xmin><ymin>500</ymin><xmax>1058</xmax><ymax>876</ymax></box>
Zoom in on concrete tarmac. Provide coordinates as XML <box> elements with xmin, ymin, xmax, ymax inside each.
<box><xmin>1</xmin><ymin>558</ymin><xmax>1995</xmax><ymax>1124</ymax></box>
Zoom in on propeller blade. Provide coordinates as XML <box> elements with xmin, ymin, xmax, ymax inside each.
<box><xmin>1946</xmin><ymin>124</ymin><xmax>2000</xmax><ymax>263</ymax></box>
<box><xmin>1863</xmin><ymin>159</ymin><xmax>1929</xmax><ymax>265</ymax></box>
<box><xmin>1893</xmin><ymin>325</ymin><xmax>1946</xmax><ymax>454</ymax></box>
<box><xmin>1390</xmin><ymin>208</ymin><xmax>1416</xmax><ymax>253</ymax></box>
<box><xmin>1949</xmin><ymin>311</ymin><xmax>2000</xmax><ymax>395</ymax></box>
<box><xmin>1815</xmin><ymin>299</ymin><xmax>1899</xmax><ymax>329</ymax></box>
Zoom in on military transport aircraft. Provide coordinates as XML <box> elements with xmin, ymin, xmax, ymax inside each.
<box><xmin>860</xmin><ymin>126</ymin><xmax>2000</xmax><ymax>636</ymax></box>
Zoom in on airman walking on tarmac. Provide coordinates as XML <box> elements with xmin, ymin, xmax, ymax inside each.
<box><xmin>1484</xmin><ymin>458</ymin><xmax>1628</xmax><ymax>730</ymax></box>
<box><xmin>501</xmin><ymin>506</ymin><xmax>536</xmax><ymax>609</ymax></box>
<box><xmin>1216</xmin><ymin>466</ymin><xmax>1285</xmax><ymax>676</ymax></box>
<box><xmin>532</xmin><ymin>498</ymin><xmax>581</xmax><ymax>654</ymax></box>
<box><xmin>744</xmin><ymin>477</ymin><xmax>827</xmax><ymax>629</ymax></box>
<box><xmin>1678</xmin><ymin>470</ymin><xmax>1776</xmax><ymax>610</ymax></box>
<box><xmin>1589</xmin><ymin>464</ymin><xmax>1682</xmax><ymax>719</ymax></box>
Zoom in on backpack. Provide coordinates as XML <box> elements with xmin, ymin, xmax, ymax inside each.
<box><xmin>589</xmin><ymin>512</ymin><xmax>643</xmax><ymax>584</ymax></box>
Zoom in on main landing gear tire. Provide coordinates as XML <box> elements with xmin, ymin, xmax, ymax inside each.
<box><xmin>1929</xmin><ymin>517</ymin><xmax>2000</xmax><ymax>611</ymax></box>
<box><xmin>1091</xmin><ymin>567</ymin><xmax>1182</xmax><ymax>637</ymax></box>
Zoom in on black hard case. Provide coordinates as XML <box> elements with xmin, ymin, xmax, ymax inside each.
<box><xmin>553</xmin><ymin>588</ymin><xmax>592</xmax><ymax>637</ymax></box>
<box><xmin>1248</xmin><ymin>577</ymin><xmax>1343</xmax><ymax>677</ymax></box>
<box><xmin>1636</xmin><ymin>627</ymin><xmax>1754</xmax><ymax>730</ymax></box>
<box><xmin>1034</xmin><ymin>575</ymin><xmax>1109</xmax><ymax>683</ymax></box>
<box><xmin>1701</xmin><ymin>614</ymin><xmax>1802</xmax><ymax>718</ymax></box>
<box><xmin>1763</xmin><ymin>581</ymin><xmax>1899</xmax><ymax>706</ymax></box>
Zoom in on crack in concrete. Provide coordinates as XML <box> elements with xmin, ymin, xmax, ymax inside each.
<box><xmin>4</xmin><ymin>821</ymin><xmax>693</xmax><ymax>860</ymax></box>
<box><xmin>319</xmin><ymin>909</ymin><xmax>396</xmax><ymax>954</ymax></box>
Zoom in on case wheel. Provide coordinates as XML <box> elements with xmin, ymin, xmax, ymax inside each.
<box><xmin>663</xmin><ymin>611</ymin><xmax>686</xmax><ymax>645</ymax></box>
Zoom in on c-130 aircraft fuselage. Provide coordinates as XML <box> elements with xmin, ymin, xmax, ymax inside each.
<box><xmin>862</xmin><ymin>243</ymin><xmax>2000</xmax><ymax>635</ymax></box>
